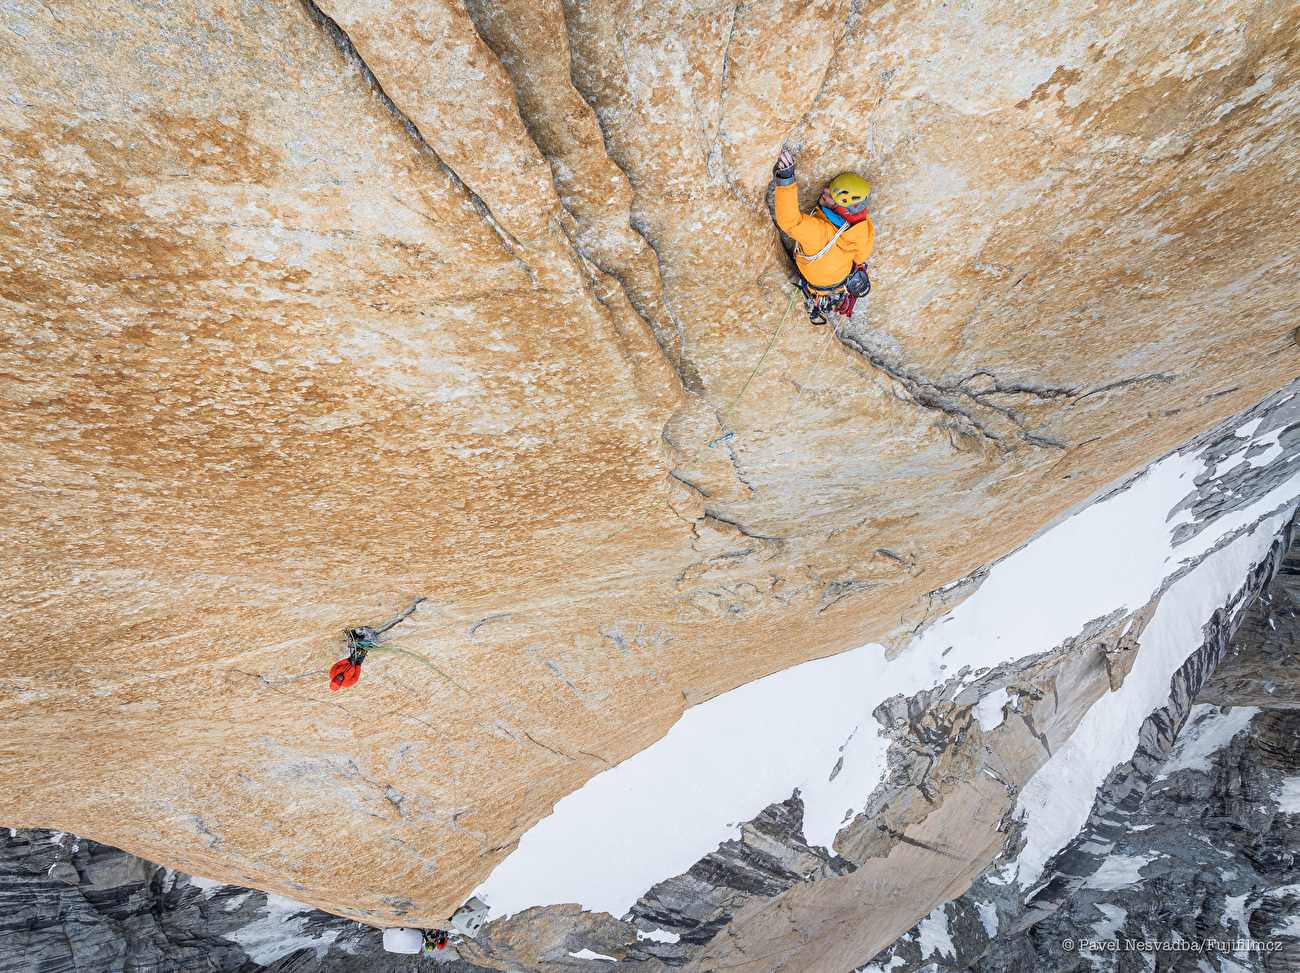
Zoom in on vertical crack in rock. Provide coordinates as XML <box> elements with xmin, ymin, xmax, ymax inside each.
<box><xmin>298</xmin><ymin>0</ymin><xmax>535</xmax><ymax>285</ymax></box>
<box><xmin>463</xmin><ymin>0</ymin><xmax>702</xmax><ymax>396</ymax></box>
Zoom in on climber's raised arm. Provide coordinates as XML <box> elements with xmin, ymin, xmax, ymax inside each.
<box><xmin>772</xmin><ymin>151</ymin><xmax>836</xmax><ymax>257</ymax></box>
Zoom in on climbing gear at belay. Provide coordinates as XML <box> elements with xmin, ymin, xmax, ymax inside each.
<box><xmin>798</xmin><ymin>263</ymin><xmax>870</xmax><ymax>325</ymax></box>
<box><xmin>331</xmin><ymin>599</ymin><xmax>425</xmax><ymax>690</ymax></box>
<box><xmin>381</xmin><ymin>928</ymin><xmax>448</xmax><ymax>954</ymax></box>
<box><xmin>426</xmin><ymin>930</ymin><xmax>449</xmax><ymax>951</ymax></box>
<box><xmin>326</xmin><ymin>291</ymin><xmax>799</xmax><ymax>697</ymax></box>
<box><xmin>330</xmin><ymin>597</ymin><xmax>477</xmax><ymax>696</ymax></box>
<box><xmin>329</xmin><ymin>632</ymin><xmax>371</xmax><ymax>691</ymax></box>
<box><xmin>331</xmin><ymin>622</ymin><xmax>476</xmax><ymax>696</ymax></box>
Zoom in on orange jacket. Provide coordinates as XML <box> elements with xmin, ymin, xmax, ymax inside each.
<box><xmin>775</xmin><ymin>183</ymin><xmax>875</xmax><ymax>288</ymax></box>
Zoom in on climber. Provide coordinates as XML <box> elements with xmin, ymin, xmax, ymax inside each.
<box><xmin>772</xmin><ymin>149</ymin><xmax>874</xmax><ymax>326</ymax></box>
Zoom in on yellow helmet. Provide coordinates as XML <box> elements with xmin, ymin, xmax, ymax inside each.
<box><xmin>828</xmin><ymin>172</ymin><xmax>871</xmax><ymax>214</ymax></box>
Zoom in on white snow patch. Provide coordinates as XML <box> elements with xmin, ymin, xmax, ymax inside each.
<box><xmin>976</xmin><ymin>900</ymin><xmax>999</xmax><ymax>938</ymax></box>
<box><xmin>636</xmin><ymin>928</ymin><xmax>680</xmax><ymax>944</ymax></box>
<box><xmin>1265</xmin><ymin>883</ymin><xmax>1300</xmax><ymax>899</ymax></box>
<box><xmin>1274</xmin><ymin>777</ymin><xmax>1300</xmax><ymax>814</ymax></box>
<box><xmin>1092</xmin><ymin>903</ymin><xmax>1127</xmax><ymax>940</ymax></box>
<box><xmin>859</xmin><ymin>958</ymin><xmax>907</xmax><ymax>973</ymax></box>
<box><xmin>188</xmin><ymin>875</ymin><xmax>226</xmax><ymax>898</ymax></box>
<box><xmin>1157</xmin><ymin>704</ymin><xmax>1260</xmax><ymax>779</ymax></box>
<box><xmin>916</xmin><ymin>906</ymin><xmax>957</xmax><ymax>962</ymax></box>
<box><xmin>227</xmin><ymin>894</ymin><xmax>339</xmax><ymax>965</ymax></box>
<box><xmin>473</xmin><ymin>411</ymin><xmax>1300</xmax><ymax>920</ymax></box>
<box><xmin>1273</xmin><ymin>916</ymin><xmax>1300</xmax><ymax>938</ymax></box>
<box><xmin>568</xmin><ymin>948</ymin><xmax>618</xmax><ymax>962</ymax></box>
<box><xmin>1223</xmin><ymin>892</ymin><xmax>1251</xmax><ymax>933</ymax></box>
<box><xmin>1248</xmin><ymin>441</ymin><xmax>1284</xmax><ymax>468</ymax></box>
<box><xmin>972</xmin><ymin>689</ymin><xmax>1012</xmax><ymax>732</ymax></box>
<box><xmin>1083</xmin><ymin>852</ymin><xmax>1161</xmax><ymax>891</ymax></box>
<box><xmin>1009</xmin><ymin>488</ymin><xmax>1298</xmax><ymax>889</ymax></box>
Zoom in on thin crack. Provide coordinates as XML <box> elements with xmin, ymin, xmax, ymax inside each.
<box><xmin>838</xmin><ymin>332</ymin><xmax>1070</xmax><ymax>449</ymax></box>
<box><xmin>716</xmin><ymin>439</ymin><xmax>758</xmax><ymax>496</ymax></box>
<box><xmin>701</xmin><ymin>509</ymin><xmax>788</xmax><ymax>543</ymax></box>
<box><xmin>715</xmin><ymin>2</ymin><xmax>743</xmax><ymax>142</ymax></box>
<box><xmin>522</xmin><ymin>729</ymin><xmax>576</xmax><ymax>761</ymax></box>
<box><xmin>893</xmin><ymin>831</ymin><xmax>967</xmax><ymax>862</ymax></box>
<box><xmin>1072</xmin><ymin>371</ymin><xmax>1179</xmax><ymax>402</ymax></box>
<box><xmin>299</xmin><ymin>0</ymin><xmax>535</xmax><ymax>283</ymax></box>
<box><xmin>224</xmin><ymin>668</ymin><xmax>358</xmax><ymax>717</ymax></box>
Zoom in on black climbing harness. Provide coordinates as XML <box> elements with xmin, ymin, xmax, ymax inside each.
<box><xmin>798</xmin><ymin>264</ymin><xmax>870</xmax><ymax>326</ymax></box>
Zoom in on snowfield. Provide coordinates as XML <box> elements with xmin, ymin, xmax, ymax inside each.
<box><xmin>475</xmin><ymin>403</ymin><xmax>1300</xmax><ymax>921</ymax></box>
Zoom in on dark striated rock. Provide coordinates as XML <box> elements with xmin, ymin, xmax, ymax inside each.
<box><xmin>849</xmin><ymin>517</ymin><xmax>1300</xmax><ymax>972</ymax></box>
<box><xmin>0</xmin><ymin>829</ymin><xmax>493</xmax><ymax>973</ymax></box>
<box><xmin>626</xmin><ymin>792</ymin><xmax>856</xmax><ymax>961</ymax></box>
<box><xmin>966</xmin><ymin>530</ymin><xmax>1300</xmax><ymax>973</ymax></box>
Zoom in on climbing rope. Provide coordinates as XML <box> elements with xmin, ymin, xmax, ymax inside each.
<box><xmin>367</xmin><ymin>645</ymin><xmax>476</xmax><ymax>696</ymax></box>
<box><xmin>768</xmin><ymin>318</ymin><xmax>839</xmax><ymax>440</ymax></box>
<box><xmin>330</xmin><ymin>289</ymin><xmax>799</xmax><ymax>694</ymax></box>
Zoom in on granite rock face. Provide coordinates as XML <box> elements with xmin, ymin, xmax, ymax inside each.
<box><xmin>4</xmin><ymin>396</ymin><xmax>1300</xmax><ymax>973</ymax></box>
<box><xmin>2</xmin><ymin>0</ymin><xmax>1300</xmax><ymax>941</ymax></box>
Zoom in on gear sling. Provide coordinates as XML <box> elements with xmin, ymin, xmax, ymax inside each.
<box><xmin>794</xmin><ymin>218</ymin><xmax>871</xmax><ymax>326</ymax></box>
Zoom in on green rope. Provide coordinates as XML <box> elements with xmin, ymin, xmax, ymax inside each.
<box><xmin>366</xmin><ymin>644</ymin><xmax>476</xmax><ymax>696</ymax></box>
<box><xmin>345</xmin><ymin>289</ymin><xmax>798</xmax><ymax>694</ymax></box>
<box><xmin>424</xmin><ymin>289</ymin><xmax>798</xmax><ymax>615</ymax></box>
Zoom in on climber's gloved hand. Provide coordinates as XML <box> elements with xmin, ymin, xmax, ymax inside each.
<box><xmin>773</xmin><ymin>149</ymin><xmax>796</xmax><ymax>185</ymax></box>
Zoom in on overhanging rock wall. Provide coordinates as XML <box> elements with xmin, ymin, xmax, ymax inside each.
<box><xmin>4</xmin><ymin>389</ymin><xmax>1299</xmax><ymax>973</ymax></box>
<box><xmin>452</xmin><ymin>382</ymin><xmax>1300</xmax><ymax>972</ymax></box>
<box><xmin>2</xmin><ymin>0</ymin><xmax>1299</xmax><ymax>936</ymax></box>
